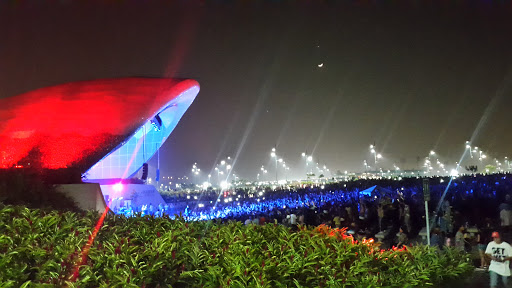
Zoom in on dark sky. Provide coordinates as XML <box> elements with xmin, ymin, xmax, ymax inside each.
<box><xmin>1</xmin><ymin>0</ymin><xmax>512</xmax><ymax>181</ymax></box>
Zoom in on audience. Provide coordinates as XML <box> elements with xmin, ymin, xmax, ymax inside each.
<box><xmin>114</xmin><ymin>173</ymin><xmax>512</xmax><ymax>251</ymax></box>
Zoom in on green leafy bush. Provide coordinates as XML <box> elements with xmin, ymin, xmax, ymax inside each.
<box><xmin>0</xmin><ymin>206</ymin><xmax>473</xmax><ymax>287</ymax></box>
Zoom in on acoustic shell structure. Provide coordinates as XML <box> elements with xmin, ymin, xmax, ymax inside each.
<box><xmin>0</xmin><ymin>78</ymin><xmax>199</xmax><ymax>182</ymax></box>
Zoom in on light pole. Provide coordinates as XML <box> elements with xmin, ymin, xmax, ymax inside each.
<box><xmin>260</xmin><ymin>165</ymin><xmax>268</xmax><ymax>181</ymax></box>
<box><xmin>465</xmin><ymin>141</ymin><xmax>473</xmax><ymax>158</ymax></box>
<box><xmin>370</xmin><ymin>145</ymin><xmax>376</xmax><ymax>168</ymax></box>
<box><xmin>370</xmin><ymin>144</ymin><xmax>382</xmax><ymax>170</ymax></box>
<box><xmin>271</xmin><ymin>147</ymin><xmax>278</xmax><ymax>182</ymax></box>
<box><xmin>479</xmin><ymin>151</ymin><xmax>487</xmax><ymax>161</ymax></box>
<box><xmin>424</xmin><ymin>158</ymin><xmax>431</xmax><ymax>174</ymax></box>
<box><xmin>495</xmin><ymin>159</ymin><xmax>502</xmax><ymax>172</ymax></box>
<box><xmin>191</xmin><ymin>163</ymin><xmax>200</xmax><ymax>183</ymax></box>
<box><xmin>307</xmin><ymin>155</ymin><xmax>313</xmax><ymax>174</ymax></box>
<box><xmin>428</xmin><ymin>151</ymin><xmax>436</xmax><ymax>176</ymax></box>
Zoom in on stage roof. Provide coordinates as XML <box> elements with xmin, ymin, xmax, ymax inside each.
<box><xmin>0</xmin><ymin>78</ymin><xmax>199</xmax><ymax>181</ymax></box>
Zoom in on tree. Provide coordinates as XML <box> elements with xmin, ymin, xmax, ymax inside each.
<box><xmin>485</xmin><ymin>165</ymin><xmax>497</xmax><ymax>174</ymax></box>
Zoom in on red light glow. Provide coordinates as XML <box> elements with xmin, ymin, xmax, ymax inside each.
<box><xmin>0</xmin><ymin>78</ymin><xmax>199</xmax><ymax>170</ymax></box>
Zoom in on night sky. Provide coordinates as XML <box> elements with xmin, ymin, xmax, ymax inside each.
<box><xmin>1</xmin><ymin>1</ymin><xmax>512</xmax><ymax>181</ymax></box>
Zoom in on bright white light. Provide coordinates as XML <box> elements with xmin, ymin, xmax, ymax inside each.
<box><xmin>272</xmin><ymin>147</ymin><xmax>276</xmax><ymax>152</ymax></box>
<box><xmin>370</xmin><ymin>144</ymin><xmax>374</xmax><ymax>149</ymax></box>
<box><xmin>198</xmin><ymin>203</ymin><xmax>204</xmax><ymax>208</ymax></box>
<box><xmin>226</xmin><ymin>165</ymin><xmax>232</xmax><ymax>170</ymax></box>
<box><xmin>221</xmin><ymin>160</ymin><xmax>226</xmax><ymax>165</ymax></box>
<box><xmin>224</xmin><ymin>199</ymin><xmax>228</xmax><ymax>203</ymax></box>
<box><xmin>320</xmin><ymin>185</ymin><xmax>325</xmax><ymax>189</ymax></box>
<box><xmin>220</xmin><ymin>181</ymin><xmax>230</xmax><ymax>190</ymax></box>
<box><xmin>370</xmin><ymin>148</ymin><xmax>376</xmax><ymax>153</ymax></box>
<box><xmin>193</xmin><ymin>196</ymin><xmax>198</xmax><ymax>200</ymax></box>
<box><xmin>482</xmin><ymin>155</ymin><xmax>487</xmax><ymax>159</ymax></box>
<box><xmin>430</xmin><ymin>150</ymin><xmax>436</xmax><ymax>155</ymax></box>
<box><xmin>377</xmin><ymin>154</ymin><xmax>382</xmax><ymax>159</ymax></box>
<box><xmin>186</xmin><ymin>195</ymin><xmax>190</xmax><ymax>199</ymax></box>
<box><xmin>258</xmin><ymin>191</ymin><xmax>263</xmax><ymax>196</ymax></box>
<box><xmin>278</xmin><ymin>158</ymin><xmax>283</xmax><ymax>163</ymax></box>
<box><xmin>307</xmin><ymin>156</ymin><xmax>313</xmax><ymax>162</ymax></box>
<box><xmin>302</xmin><ymin>152</ymin><xmax>306</xmax><ymax>157</ymax></box>
<box><xmin>271</xmin><ymin>152</ymin><xmax>276</xmax><ymax>157</ymax></box>
<box><xmin>450</xmin><ymin>169</ymin><xmax>459</xmax><ymax>177</ymax></box>
<box><xmin>113</xmin><ymin>183</ymin><xmax>123</xmax><ymax>193</ymax></box>
<box><xmin>318</xmin><ymin>63</ymin><xmax>323</xmax><ymax>67</ymax></box>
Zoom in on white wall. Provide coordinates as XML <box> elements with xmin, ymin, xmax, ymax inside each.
<box><xmin>56</xmin><ymin>183</ymin><xmax>108</xmax><ymax>213</ymax></box>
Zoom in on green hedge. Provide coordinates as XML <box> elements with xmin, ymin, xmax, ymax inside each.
<box><xmin>0</xmin><ymin>205</ymin><xmax>473</xmax><ymax>287</ymax></box>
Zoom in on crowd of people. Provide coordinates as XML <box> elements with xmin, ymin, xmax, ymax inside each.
<box><xmin>117</xmin><ymin>173</ymin><xmax>512</xmax><ymax>249</ymax></box>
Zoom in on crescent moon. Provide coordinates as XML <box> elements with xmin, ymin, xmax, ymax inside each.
<box><xmin>318</xmin><ymin>63</ymin><xmax>324</xmax><ymax>68</ymax></box>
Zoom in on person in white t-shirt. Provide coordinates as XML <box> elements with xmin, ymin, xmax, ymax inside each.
<box><xmin>485</xmin><ymin>231</ymin><xmax>512</xmax><ymax>288</ymax></box>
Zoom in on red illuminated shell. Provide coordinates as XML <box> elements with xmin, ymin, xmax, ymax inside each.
<box><xmin>0</xmin><ymin>78</ymin><xmax>199</xmax><ymax>169</ymax></box>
